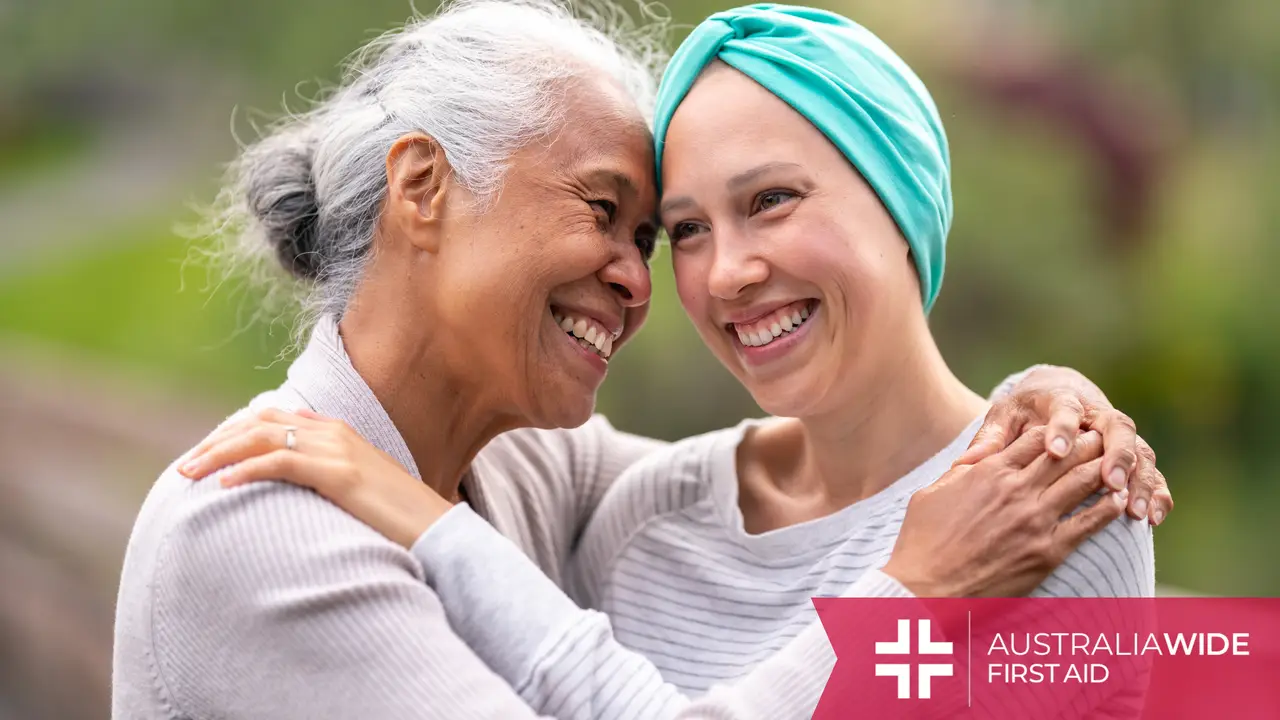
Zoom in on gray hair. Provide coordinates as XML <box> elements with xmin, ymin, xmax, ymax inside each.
<box><xmin>195</xmin><ymin>0</ymin><xmax>669</xmax><ymax>339</ymax></box>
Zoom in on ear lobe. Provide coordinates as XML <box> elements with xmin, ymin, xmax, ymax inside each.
<box><xmin>385</xmin><ymin>133</ymin><xmax>452</xmax><ymax>253</ymax></box>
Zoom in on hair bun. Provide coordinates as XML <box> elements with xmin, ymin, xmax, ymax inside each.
<box><xmin>242</xmin><ymin>126</ymin><xmax>324</xmax><ymax>282</ymax></box>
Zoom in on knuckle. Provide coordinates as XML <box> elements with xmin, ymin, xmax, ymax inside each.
<box><xmin>1076</xmin><ymin>466</ymin><xmax>1103</xmax><ymax>493</ymax></box>
<box><xmin>253</xmin><ymin>425</ymin><xmax>278</xmax><ymax>446</ymax></box>
<box><xmin>1109</xmin><ymin>411</ymin><xmax>1138</xmax><ymax>433</ymax></box>
<box><xmin>1056</xmin><ymin>392</ymin><xmax>1085</xmax><ymax>414</ymax></box>
<box><xmin>1113</xmin><ymin>446</ymin><xmax>1139</xmax><ymax>470</ymax></box>
<box><xmin>1025</xmin><ymin>425</ymin><xmax>1049</xmax><ymax>445</ymax></box>
<box><xmin>1029</xmin><ymin>535</ymin><xmax>1057</xmax><ymax>564</ymax></box>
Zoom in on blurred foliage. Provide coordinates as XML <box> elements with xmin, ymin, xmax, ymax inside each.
<box><xmin>2</xmin><ymin>0</ymin><xmax>1277</xmax><ymax>605</ymax></box>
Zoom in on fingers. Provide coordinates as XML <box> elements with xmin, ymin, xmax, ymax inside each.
<box><xmin>1054</xmin><ymin>488</ymin><xmax>1128</xmax><ymax>555</ymax></box>
<box><xmin>1090</xmin><ymin>409</ymin><xmax>1139</xmax><ymax>493</ymax></box>
<box><xmin>180</xmin><ymin>422</ymin><xmax>293</xmax><ymax>479</ymax></box>
<box><xmin>1150</xmin><ymin>482</ymin><xmax>1173</xmax><ymax>527</ymax></box>
<box><xmin>219</xmin><ymin>450</ymin><xmax>325</xmax><ymax>489</ymax></box>
<box><xmin>989</xmin><ymin>425</ymin><xmax>1053</xmax><ymax>470</ymax></box>
<box><xmin>1024</xmin><ymin>430</ymin><xmax>1104</xmax><ymax>489</ymax></box>
<box><xmin>952</xmin><ymin>402</ymin><xmax>1020</xmax><ymax>467</ymax></box>
<box><xmin>1125</xmin><ymin>436</ymin><xmax>1170</xmax><ymax>524</ymax></box>
<box><xmin>179</xmin><ymin>409</ymin><xmax>322</xmax><ymax>477</ymax></box>
<box><xmin>1040</xmin><ymin>456</ymin><xmax>1106</xmax><ymax>515</ymax></box>
<box><xmin>1044</xmin><ymin>392</ymin><xmax>1086</xmax><ymax>459</ymax></box>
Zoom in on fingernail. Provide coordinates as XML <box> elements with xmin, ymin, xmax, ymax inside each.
<box><xmin>180</xmin><ymin>461</ymin><xmax>198</xmax><ymax>477</ymax></box>
<box><xmin>1051</xmin><ymin>437</ymin><xmax>1070</xmax><ymax>456</ymax></box>
<box><xmin>1112</xmin><ymin>489</ymin><xmax>1129</xmax><ymax>508</ymax></box>
<box><xmin>1152</xmin><ymin>509</ymin><xmax>1165</xmax><ymax>526</ymax></box>
<box><xmin>1132</xmin><ymin>497</ymin><xmax>1148</xmax><ymax>520</ymax></box>
<box><xmin>1107</xmin><ymin>468</ymin><xmax>1127</xmax><ymax>491</ymax></box>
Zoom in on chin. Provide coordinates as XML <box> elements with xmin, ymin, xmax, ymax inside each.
<box><xmin>744</xmin><ymin>376</ymin><xmax>830</xmax><ymax>420</ymax></box>
<box><xmin>528</xmin><ymin>386</ymin><xmax>599</xmax><ymax>430</ymax></box>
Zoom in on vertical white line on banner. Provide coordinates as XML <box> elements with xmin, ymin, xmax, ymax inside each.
<box><xmin>968</xmin><ymin>610</ymin><xmax>972</xmax><ymax>708</ymax></box>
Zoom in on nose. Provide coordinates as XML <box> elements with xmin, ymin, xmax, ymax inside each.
<box><xmin>707</xmin><ymin>234</ymin><xmax>769</xmax><ymax>300</ymax></box>
<box><xmin>599</xmin><ymin>246</ymin><xmax>652</xmax><ymax>308</ymax></box>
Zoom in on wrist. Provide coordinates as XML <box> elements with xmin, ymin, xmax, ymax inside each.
<box><xmin>389</xmin><ymin>485</ymin><xmax>455</xmax><ymax>548</ymax></box>
<box><xmin>881</xmin><ymin>560</ymin><xmax>955</xmax><ymax>598</ymax></box>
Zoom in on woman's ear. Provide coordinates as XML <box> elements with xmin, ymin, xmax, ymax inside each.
<box><xmin>385</xmin><ymin>133</ymin><xmax>452</xmax><ymax>254</ymax></box>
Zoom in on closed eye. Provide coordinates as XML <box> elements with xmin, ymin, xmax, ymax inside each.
<box><xmin>589</xmin><ymin>199</ymin><xmax>617</xmax><ymax>224</ymax></box>
<box><xmin>634</xmin><ymin>224</ymin><xmax>657</xmax><ymax>261</ymax></box>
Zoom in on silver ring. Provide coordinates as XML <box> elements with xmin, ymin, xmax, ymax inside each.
<box><xmin>283</xmin><ymin>425</ymin><xmax>298</xmax><ymax>451</ymax></box>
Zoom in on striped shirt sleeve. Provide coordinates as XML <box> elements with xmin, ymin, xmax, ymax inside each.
<box><xmin>413</xmin><ymin>504</ymin><xmax>916</xmax><ymax>720</ymax></box>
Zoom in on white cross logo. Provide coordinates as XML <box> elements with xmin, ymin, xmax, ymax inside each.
<box><xmin>874</xmin><ymin>618</ymin><xmax>954</xmax><ymax>700</ymax></box>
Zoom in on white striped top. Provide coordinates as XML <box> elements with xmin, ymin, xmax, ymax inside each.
<box><xmin>575</xmin><ymin>416</ymin><xmax>1155</xmax><ymax>694</ymax></box>
<box><xmin>412</xmin><ymin>414</ymin><xmax>1155</xmax><ymax>719</ymax></box>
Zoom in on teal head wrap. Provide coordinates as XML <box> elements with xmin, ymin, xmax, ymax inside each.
<box><xmin>653</xmin><ymin>4</ymin><xmax>952</xmax><ymax>313</ymax></box>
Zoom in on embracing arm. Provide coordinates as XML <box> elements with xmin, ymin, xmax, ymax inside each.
<box><xmin>413</xmin><ymin>503</ymin><xmax>913</xmax><ymax>720</ymax></box>
<box><xmin>410</xmin><ymin>429</ymin><xmax>1133</xmax><ymax>720</ymax></box>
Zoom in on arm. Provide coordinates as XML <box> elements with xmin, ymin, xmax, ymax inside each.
<box><xmin>413</xmin><ymin>503</ymin><xmax>914</xmax><ymax>720</ymax></box>
<box><xmin>150</xmin><ymin>481</ymin><xmax>555</xmax><ymax>720</ymax></box>
<box><xmin>408</xmin><ymin>429</ymin><xmax>1127</xmax><ymax>720</ymax></box>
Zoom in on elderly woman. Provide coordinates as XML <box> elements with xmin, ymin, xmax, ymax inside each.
<box><xmin>118</xmin><ymin>1</ymin><xmax>1170</xmax><ymax>719</ymax></box>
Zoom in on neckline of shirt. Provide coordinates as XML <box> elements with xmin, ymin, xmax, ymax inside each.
<box><xmin>705</xmin><ymin>413</ymin><xmax>985</xmax><ymax>560</ymax></box>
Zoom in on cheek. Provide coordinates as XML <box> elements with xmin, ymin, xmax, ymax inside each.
<box><xmin>671</xmin><ymin>252</ymin><xmax>711</xmax><ymax>321</ymax></box>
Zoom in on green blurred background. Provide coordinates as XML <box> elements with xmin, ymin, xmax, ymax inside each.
<box><xmin>1</xmin><ymin>0</ymin><xmax>1277</xmax><ymax>716</ymax></box>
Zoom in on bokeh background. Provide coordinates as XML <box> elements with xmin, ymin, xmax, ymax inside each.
<box><xmin>2</xmin><ymin>0</ymin><xmax>1277</xmax><ymax>717</ymax></box>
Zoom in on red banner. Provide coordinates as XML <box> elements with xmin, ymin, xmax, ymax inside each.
<box><xmin>813</xmin><ymin>597</ymin><xmax>1280</xmax><ymax>718</ymax></box>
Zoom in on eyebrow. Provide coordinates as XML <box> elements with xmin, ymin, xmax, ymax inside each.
<box><xmin>583</xmin><ymin>168</ymin><xmax>641</xmax><ymax>199</ymax></box>
<box><xmin>660</xmin><ymin>161</ymin><xmax>805</xmax><ymax>218</ymax></box>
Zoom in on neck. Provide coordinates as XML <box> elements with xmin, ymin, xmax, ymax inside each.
<box><xmin>338</xmin><ymin>276</ymin><xmax>518</xmax><ymax>500</ymax></box>
<box><xmin>793</xmin><ymin>335</ymin><xmax>988</xmax><ymax>509</ymax></box>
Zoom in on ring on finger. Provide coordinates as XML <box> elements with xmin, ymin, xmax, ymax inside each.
<box><xmin>283</xmin><ymin>425</ymin><xmax>298</xmax><ymax>451</ymax></box>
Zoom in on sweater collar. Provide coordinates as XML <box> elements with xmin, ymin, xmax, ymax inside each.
<box><xmin>284</xmin><ymin>315</ymin><xmax>422</xmax><ymax>482</ymax></box>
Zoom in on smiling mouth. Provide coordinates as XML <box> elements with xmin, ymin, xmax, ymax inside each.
<box><xmin>727</xmin><ymin>299</ymin><xmax>819</xmax><ymax>348</ymax></box>
<box><xmin>551</xmin><ymin>306</ymin><xmax>615</xmax><ymax>360</ymax></box>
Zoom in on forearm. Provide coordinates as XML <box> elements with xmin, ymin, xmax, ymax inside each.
<box><xmin>413</xmin><ymin>505</ymin><xmax>914</xmax><ymax>720</ymax></box>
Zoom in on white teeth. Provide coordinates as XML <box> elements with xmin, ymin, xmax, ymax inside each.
<box><xmin>553</xmin><ymin>309</ymin><xmax>615</xmax><ymax>359</ymax></box>
<box><xmin>734</xmin><ymin>303</ymin><xmax>816</xmax><ymax>348</ymax></box>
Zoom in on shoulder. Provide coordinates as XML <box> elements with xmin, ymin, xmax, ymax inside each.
<box><xmin>116</xmin><ymin>453</ymin><xmax>432</xmax><ymax>713</ymax></box>
<box><xmin>1038</xmin><ymin>495</ymin><xmax>1156</xmax><ymax>598</ymax></box>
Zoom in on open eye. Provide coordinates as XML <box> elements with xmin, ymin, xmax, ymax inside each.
<box><xmin>752</xmin><ymin>190</ymin><xmax>798</xmax><ymax>214</ymax></box>
<box><xmin>668</xmin><ymin>221</ymin><xmax>705</xmax><ymax>244</ymax></box>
